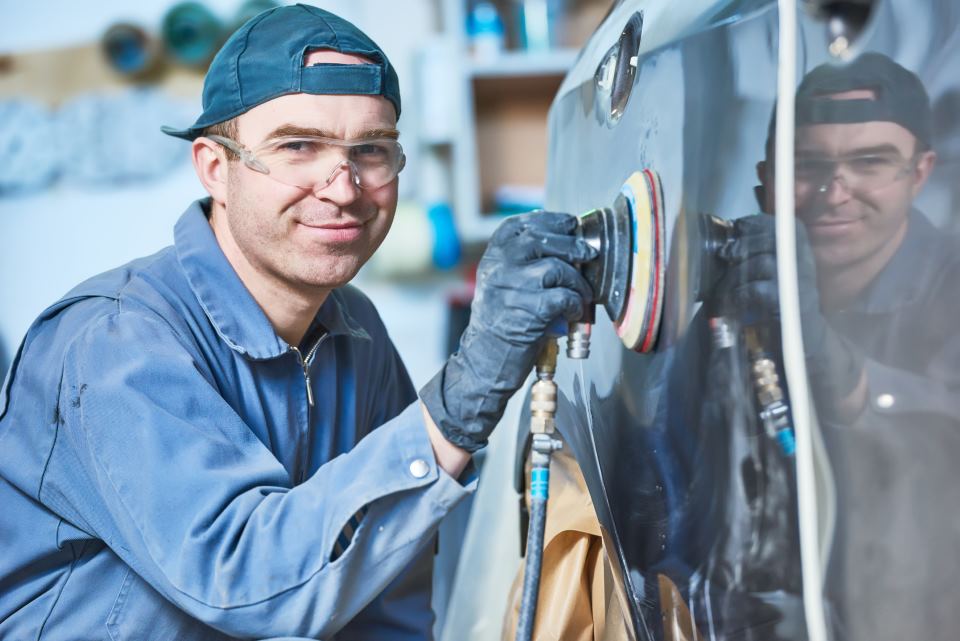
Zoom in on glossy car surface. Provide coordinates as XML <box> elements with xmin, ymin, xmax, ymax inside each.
<box><xmin>541</xmin><ymin>1</ymin><xmax>960</xmax><ymax>639</ymax></box>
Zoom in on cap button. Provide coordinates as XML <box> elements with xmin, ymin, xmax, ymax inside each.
<box><xmin>409</xmin><ymin>459</ymin><xmax>430</xmax><ymax>479</ymax></box>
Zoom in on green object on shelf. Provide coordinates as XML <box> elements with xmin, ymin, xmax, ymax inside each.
<box><xmin>162</xmin><ymin>2</ymin><xmax>223</xmax><ymax>68</ymax></box>
<box><xmin>101</xmin><ymin>23</ymin><xmax>161</xmax><ymax>79</ymax></box>
<box><xmin>230</xmin><ymin>0</ymin><xmax>280</xmax><ymax>32</ymax></box>
<box><xmin>515</xmin><ymin>0</ymin><xmax>564</xmax><ymax>51</ymax></box>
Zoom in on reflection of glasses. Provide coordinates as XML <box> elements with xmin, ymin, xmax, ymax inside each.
<box><xmin>795</xmin><ymin>152</ymin><xmax>917</xmax><ymax>195</ymax></box>
<box><xmin>208</xmin><ymin>134</ymin><xmax>406</xmax><ymax>191</ymax></box>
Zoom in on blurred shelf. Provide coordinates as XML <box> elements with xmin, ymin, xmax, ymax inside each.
<box><xmin>467</xmin><ymin>48</ymin><xmax>579</xmax><ymax>79</ymax></box>
<box><xmin>418</xmin><ymin>0</ymin><xmax>608</xmax><ymax>245</ymax></box>
<box><xmin>0</xmin><ymin>43</ymin><xmax>203</xmax><ymax>105</ymax></box>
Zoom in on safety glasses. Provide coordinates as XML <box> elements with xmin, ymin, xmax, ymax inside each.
<box><xmin>208</xmin><ymin>134</ymin><xmax>406</xmax><ymax>192</ymax></box>
<box><xmin>795</xmin><ymin>151</ymin><xmax>918</xmax><ymax>195</ymax></box>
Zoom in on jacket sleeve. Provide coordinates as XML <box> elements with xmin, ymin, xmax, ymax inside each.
<box><xmin>341</xmin><ymin>330</ymin><xmax>441</xmax><ymax>640</ymax></box>
<box><xmin>43</xmin><ymin>310</ymin><xmax>475</xmax><ymax>639</ymax></box>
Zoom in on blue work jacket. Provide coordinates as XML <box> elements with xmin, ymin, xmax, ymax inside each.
<box><xmin>0</xmin><ymin>199</ymin><xmax>475</xmax><ymax>640</ymax></box>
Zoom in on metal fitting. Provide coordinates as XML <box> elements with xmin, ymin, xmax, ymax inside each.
<box><xmin>530</xmin><ymin>378</ymin><xmax>557</xmax><ymax>434</ymax></box>
<box><xmin>752</xmin><ymin>357</ymin><xmax>785</xmax><ymax>407</ymax></box>
<box><xmin>536</xmin><ymin>339</ymin><xmax>559</xmax><ymax>375</ymax></box>
<box><xmin>530</xmin><ymin>433</ymin><xmax>563</xmax><ymax>466</ymax></box>
<box><xmin>531</xmin><ymin>339</ymin><xmax>559</xmax><ymax>434</ymax></box>
<box><xmin>566</xmin><ymin>322</ymin><xmax>592</xmax><ymax>359</ymax></box>
<box><xmin>708</xmin><ymin>316</ymin><xmax>737</xmax><ymax>350</ymax></box>
<box><xmin>745</xmin><ymin>329</ymin><xmax>795</xmax><ymax>457</ymax></box>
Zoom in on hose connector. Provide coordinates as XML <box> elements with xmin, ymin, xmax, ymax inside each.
<box><xmin>531</xmin><ymin>339</ymin><xmax>559</xmax><ymax>435</ymax></box>
<box><xmin>566</xmin><ymin>321</ymin><xmax>592</xmax><ymax>360</ymax></box>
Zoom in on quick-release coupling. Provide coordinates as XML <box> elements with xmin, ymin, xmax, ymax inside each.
<box><xmin>531</xmin><ymin>339</ymin><xmax>559</xmax><ymax>434</ymax></box>
<box><xmin>530</xmin><ymin>378</ymin><xmax>558</xmax><ymax>435</ymax></box>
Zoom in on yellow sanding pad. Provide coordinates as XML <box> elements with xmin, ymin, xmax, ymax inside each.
<box><xmin>614</xmin><ymin>169</ymin><xmax>666</xmax><ymax>353</ymax></box>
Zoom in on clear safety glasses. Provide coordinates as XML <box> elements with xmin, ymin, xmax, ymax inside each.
<box><xmin>208</xmin><ymin>134</ymin><xmax>406</xmax><ymax>191</ymax></box>
<box><xmin>794</xmin><ymin>151</ymin><xmax>918</xmax><ymax>195</ymax></box>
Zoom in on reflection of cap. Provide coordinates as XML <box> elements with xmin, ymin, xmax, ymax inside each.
<box><xmin>162</xmin><ymin>3</ymin><xmax>401</xmax><ymax>141</ymax></box>
<box><xmin>796</xmin><ymin>52</ymin><xmax>932</xmax><ymax>148</ymax></box>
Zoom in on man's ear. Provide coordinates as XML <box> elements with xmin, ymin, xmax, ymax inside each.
<box><xmin>755</xmin><ymin>160</ymin><xmax>772</xmax><ymax>213</ymax></box>
<box><xmin>192</xmin><ymin>137</ymin><xmax>229</xmax><ymax>206</ymax></box>
<box><xmin>911</xmin><ymin>149</ymin><xmax>937</xmax><ymax>198</ymax></box>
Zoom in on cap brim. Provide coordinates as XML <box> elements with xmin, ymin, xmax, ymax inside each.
<box><xmin>160</xmin><ymin>124</ymin><xmax>203</xmax><ymax>141</ymax></box>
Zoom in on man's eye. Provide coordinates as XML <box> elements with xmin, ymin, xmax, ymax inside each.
<box><xmin>849</xmin><ymin>156</ymin><xmax>895</xmax><ymax>173</ymax></box>
<box><xmin>353</xmin><ymin>143</ymin><xmax>389</xmax><ymax>158</ymax></box>
<box><xmin>795</xmin><ymin>158</ymin><xmax>828</xmax><ymax>174</ymax></box>
<box><xmin>278</xmin><ymin>140</ymin><xmax>317</xmax><ymax>153</ymax></box>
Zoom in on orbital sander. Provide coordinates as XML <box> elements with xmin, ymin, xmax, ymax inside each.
<box><xmin>569</xmin><ymin>169</ymin><xmax>667</xmax><ymax>358</ymax></box>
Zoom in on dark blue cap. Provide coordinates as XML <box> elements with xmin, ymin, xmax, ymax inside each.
<box><xmin>795</xmin><ymin>52</ymin><xmax>931</xmax><ymax>148</ymax></box>
<box><xmin>162</xmin><ymin>3</ymin><xmax>401</xmax><ymax>140</ymax></box>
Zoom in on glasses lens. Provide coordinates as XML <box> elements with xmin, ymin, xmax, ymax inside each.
<box><xmin>348</xmin><ymin>141</ymin><xmax>404</xmax><ymax>189</ymax></box>
<box><xmin>256</xmin><ymin>137</ymin><xmax>403</xmax><ymax>190</ymax></box>
<box><xmin>795</xmin><ymin>154</ymin><xmax>912</xmax><ymax>194</ymax></box>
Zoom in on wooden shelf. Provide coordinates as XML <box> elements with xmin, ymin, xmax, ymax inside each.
<box><xmin>422</xmin><ymin>0</ymin><xmax>610</xmax><ymax>243</ymax></box>
<box><xmin>473</xmin><ymin>74</ymin><xmax>563</xmax><ymax>214</ymax></box>
<box><xmin>467</xmin><ymin>48</ymin><xmax>579</xmax><ymax>79</ymax></box>
<box><xmin>0</xmin><ymin>43</ymin><xmax>203</xmax><ymax>105</ymax></box>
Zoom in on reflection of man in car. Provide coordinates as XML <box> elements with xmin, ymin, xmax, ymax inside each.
<box><xmin>499</xmin><ymin>53</ymin><xmax>959</xmax><ymax>641</ymax></box>
<box><xmin>749</xmin><ymin>53</ymin><xmax>941</xmax><ymax>421</ymax></box>
<box><xmin>731</xmin><ymin>52</ymin><xmax>960</xmax><ymax>640</ymax></box>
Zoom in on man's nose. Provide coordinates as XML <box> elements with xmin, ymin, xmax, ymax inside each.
<box><xmin>818</xmin><ymin>173</ymin><xmax>853</xmax><ymax>204</ymax></box>
<box><xmin>314</xmin><ymin>161</ymin><xmax>361</xmax><ymax>203</ymax></box>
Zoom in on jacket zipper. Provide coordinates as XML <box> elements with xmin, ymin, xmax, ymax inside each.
<box><xmin>290</xmin><ymin>332</ymin><xmax>329</xmax><ymax>484</ymax></box>
<box><xmin>290</xmin><ymin>331</ymin><xmax>328</xmax><ymax>408</ymax></box>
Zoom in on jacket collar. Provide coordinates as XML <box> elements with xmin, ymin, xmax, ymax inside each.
<box><xmin>174</xmin><ymin>199</ymin><xmax>369</xmax><ymax>360</ymax></box>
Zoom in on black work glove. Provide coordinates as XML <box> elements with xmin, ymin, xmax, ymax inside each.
<box><xmin>419</xmin><ymin>211</ymin><xmax>597</xmax><ymax>452</ymax></box>
<box><xmin>707</xmin><ymin>214</ymin><xmax>864</xmax><ymax>402</ymax></box>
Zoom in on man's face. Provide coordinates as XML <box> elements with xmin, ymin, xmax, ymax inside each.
<box><xmin>220</xmin><ymin>51</ymin><xmax>400</xmax><ymax>294</ymax></box>
<box><xmin>793</xmin><ymin>117</ymin><xmax>922</xmax><ymax>270</ymax></box>
<box><xmin>758</xmin><ymin>90</ymin><xmax>935</xmax><ymax>273</ymax></box>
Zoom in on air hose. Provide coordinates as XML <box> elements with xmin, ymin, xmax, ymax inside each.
<box><xmin>515</xmin><ymin>339</ymin><xmax>563</xmax><ymax>641</ymax></box>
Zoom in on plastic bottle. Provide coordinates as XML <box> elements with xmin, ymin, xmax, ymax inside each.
<box><xmin>468</xmin><ymin>1</ymin><xmax>505</xmax><ymax>60</ymax></box>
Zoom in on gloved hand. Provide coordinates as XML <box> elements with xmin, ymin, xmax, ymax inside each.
<box><xmin>419</xmin><ymin>211</ymin><xmax>597</xmax><ymax>452</ymax></box>
<box><xmin>707</xmin><ymin>214</ymin><xmax>864</xmax><ymax>402</ymax></box>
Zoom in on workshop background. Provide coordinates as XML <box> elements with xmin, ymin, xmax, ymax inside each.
<box><xmin>0</xmin><ymin>0</ymin><xmax>608</xmax><ymax>637</ymax></box>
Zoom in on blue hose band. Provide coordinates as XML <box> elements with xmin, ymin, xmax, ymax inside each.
<box><xmin>530</xmin><ymin>467</ymin><xmax>549</xmax><ymax>500</ymax></box>
<box><xmin>777</xmin><ymin>428</ymin><xmax>797</xmax><ymax>457</ymax></box>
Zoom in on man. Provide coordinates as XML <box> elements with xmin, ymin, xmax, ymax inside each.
<box><xmin>726</xmin><ymin>52</ymin><xmax>960</xmax><ymax>639</ymax></box>
<box><xmin>0</xmin><ymin>5</ymin><xmax>594</xmax><ymax>640</ymax></box>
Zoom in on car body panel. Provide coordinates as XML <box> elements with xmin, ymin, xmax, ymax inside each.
<box><xmin>541</xmin><ymin>1</ymin><xmax>960</xmax><ymax>639</ymax></box>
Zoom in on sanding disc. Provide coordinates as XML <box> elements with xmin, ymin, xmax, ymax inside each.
<box><xmin>614</xmin><ymin>169</ymin><xmax>666</xmax><ymax>353</ymax></box>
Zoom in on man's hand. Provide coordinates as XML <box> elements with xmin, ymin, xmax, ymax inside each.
<box><xmin>708</xmin><ymin>214</ymin><xmax>866</xmax><ymax>419</ymax></box>
<box><xmin>419</xmin><ymin>211</ymin><xmax>596</xmax><ymax>453</ymax></box>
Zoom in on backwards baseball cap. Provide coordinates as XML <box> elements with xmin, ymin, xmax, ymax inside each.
<box><xmin>161</xmin><ymin>3</ymin><xmax>401</xmax><ymax>141</ymax></box>
<box><xmin>795</xmin><ymin>52</ymin><xmax>932</xmax><ymax>148</ymax></box>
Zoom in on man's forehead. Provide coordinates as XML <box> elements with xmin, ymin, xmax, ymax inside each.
<box><xmin>263</xmin><ymin>124</ymin><xmax>400</xmax><ymax>140</ymax></box>
<box><xmin>796</xmin><ymin>120</ymin><xmax>917</xmax><ymax>156</ymax></box>
<box><xmin>821</xmin><ymin>88</ymin><xmax>876</xmax><ymax>101</ymax></box>
<box><xmin>236</xmin><ymin>92</ymin><xmax>398</xmax><ymax>142</ymax></box>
